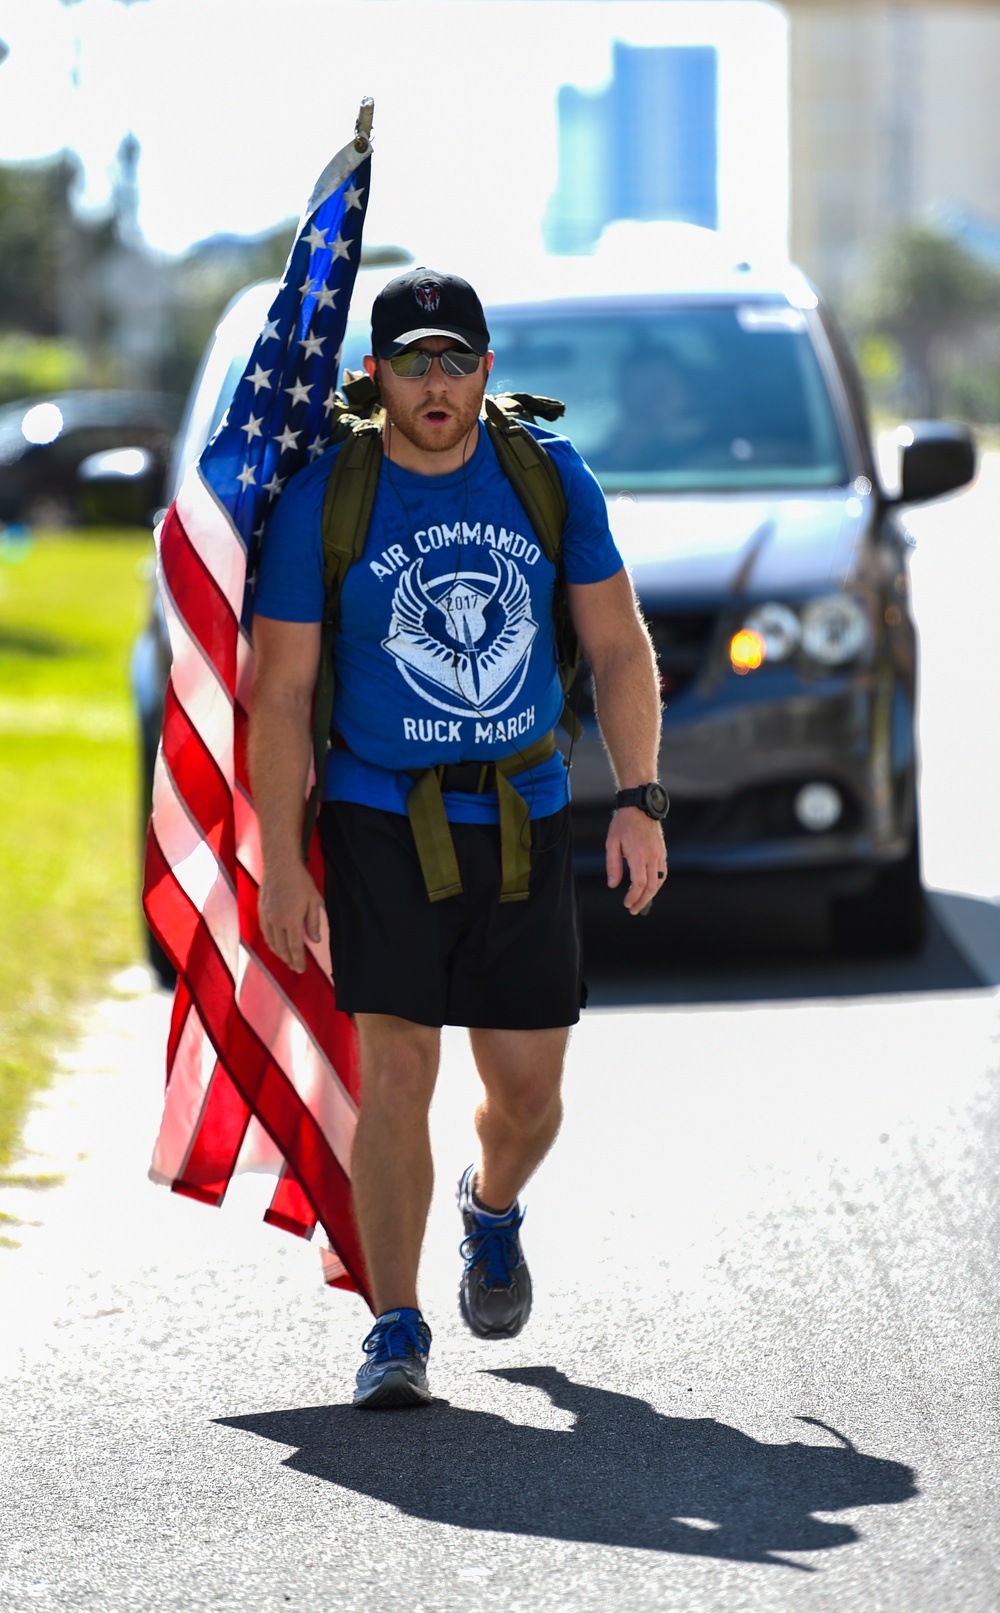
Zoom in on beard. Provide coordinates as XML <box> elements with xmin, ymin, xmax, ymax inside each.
<box><xmin>380</xmin><ymin>378</ymin><xmax>487</xmax><ymax>459</ymax></box>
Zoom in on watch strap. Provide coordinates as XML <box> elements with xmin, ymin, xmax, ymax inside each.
<box><xmin>615</xmin><ymin>786</ymin><xmax>647</xmax><ymax>812</ymax></box>
<box><xmin>615</xmin><ymin>782</ymin><xmax>668</xmax><ymax>820</ymax></box>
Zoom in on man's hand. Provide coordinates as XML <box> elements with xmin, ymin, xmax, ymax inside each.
<box><xmin>606</xmin><ymin>807</ymin><xmax>668</xmax><ymax>915</ymax></box>
<box><xmin>258</xmin><ymin>861</ymin><xmax>325</xmax><ymax>973</ymax></box>
<box><xmin>568</xmin><ymin>572</ymin><xmax>668</xmax><ymax>916</ymax></box>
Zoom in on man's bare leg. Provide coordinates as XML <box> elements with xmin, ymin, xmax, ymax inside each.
<box><xmin>467</xmin><ymin>1026</ymin><xmax>570</xmax><ymax>1210</ymax></box>
<box><xmin>350</xmin><ymin>1014</ymin><xmax>441</xmax><ymax>1317</ymax></box>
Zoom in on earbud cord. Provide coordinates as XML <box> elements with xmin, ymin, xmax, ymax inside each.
<box><xmin>382</xmin><ymin>403</ymin><xmax>546</xmax><ymax>848</ymax></box>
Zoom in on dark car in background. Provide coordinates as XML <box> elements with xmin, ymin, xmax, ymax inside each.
<box><xmin>135</xmin><ymin>247</ymin><xmax>974</xmax><ymax>975</ymax></box>
<box><xmin>0</xmin><ymin>389</ymin><xmax>181</xmax><ymax>529</ymax></box>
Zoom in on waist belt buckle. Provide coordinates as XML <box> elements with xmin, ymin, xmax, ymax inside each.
<box><xmin>438</xmin><ymin>761</ymin><xmax>495</xmax><ymax>794</ymax></box>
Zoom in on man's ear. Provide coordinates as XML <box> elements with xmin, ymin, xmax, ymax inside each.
<box><xmin>363</xmin><ymin>354</ymin><xmax>377</xmax><ymax>380</ymax></box>
<box><xmin>485</xmin><ymin>351</ymin><xmax>495</xmax><ymax>374</ymax></box>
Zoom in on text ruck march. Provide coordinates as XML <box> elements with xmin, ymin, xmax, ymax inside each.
<box><xmin>143</xmin><ymin>101</ymin><xmax>376</xmax><ymax>1306</ymax></box>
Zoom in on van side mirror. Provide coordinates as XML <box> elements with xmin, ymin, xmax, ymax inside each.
<box><xmin>895</xmin><ymin>421</ymin><xmax>976</xmax><ymax>505</ymax></box>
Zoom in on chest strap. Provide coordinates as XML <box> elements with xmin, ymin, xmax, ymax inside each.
<box><xmin>406</xmin><ymin>731</ymin><xmax>557</xmax><ymax>904</ymax></box>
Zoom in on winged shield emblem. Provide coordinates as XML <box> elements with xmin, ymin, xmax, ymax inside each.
<box><xmin>382</xmin><ymin>552</ymin><xmax>539</xmax><ymax>719</ymax></box>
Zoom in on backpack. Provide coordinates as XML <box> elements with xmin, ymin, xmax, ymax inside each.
<box><xmin>300</xmin><ymin>377</ymin><xmax>584</xmax><ymax>895</ymax></box>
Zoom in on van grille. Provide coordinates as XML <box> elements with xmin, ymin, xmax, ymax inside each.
<box><xmin>570</xmin><ymin>610</ymin><xmax>717</xmax><ymax>714</ymax></box>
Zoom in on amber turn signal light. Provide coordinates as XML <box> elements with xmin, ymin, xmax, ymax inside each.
<box><xmin>730</xmin><ymin>628</ymin><xmax>766</xmax><ymax>675</ymax></box>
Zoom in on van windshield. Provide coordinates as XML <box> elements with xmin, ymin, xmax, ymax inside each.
<box><xmin>487</xmin><ymin>303</ymin><xmax>849</xmax><ymax>492</ymax></box>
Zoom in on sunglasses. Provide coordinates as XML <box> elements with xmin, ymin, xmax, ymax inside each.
<box><xmin>386</xmin><ymin>347</ymin><xmax>482</xmax><ymax>378</ymax></box>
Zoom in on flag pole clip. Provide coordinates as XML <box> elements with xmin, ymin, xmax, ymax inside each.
<box><xmin>354</xmin><ymin>97</ymin><xmax>374</xmax><ymax>152</ymax></box>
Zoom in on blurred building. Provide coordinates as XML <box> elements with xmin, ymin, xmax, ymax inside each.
<box><xmin>786</xmin><ymin>1</ymin><xmax>1000</xmax><ymax>300</ymax></box>
<box><xmin>544</xmin><ymin>42</ymin><xmax>718</xmax><ymax>254</ymax></box>
<box><xmin>97</xmin><ymin>133</ymin><xmax>169</xmax><ymax>392</ymax></box>
<box><xmin>544</xmin><ymin>4</ymin><xmax>1000</xmax><ymax>309</ymax></box>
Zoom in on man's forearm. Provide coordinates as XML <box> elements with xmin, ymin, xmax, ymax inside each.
<box><xmin>590</xmin><ymin>630</ymin><xmax>662</xmax><ymax>787</ymax></box>
<box><xmin>247</xmin><ymin>689</ymin><xmax>313</xmax><ymax>870</ymax></box>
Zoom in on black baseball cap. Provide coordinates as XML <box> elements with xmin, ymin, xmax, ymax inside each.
<box><xmin>371</xmin><ymin>268</ymin><xmax>490</xmax><ymax>358</ymax></box>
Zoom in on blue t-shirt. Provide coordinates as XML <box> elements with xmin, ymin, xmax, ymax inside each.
<box><xmin>254</xmin><ymin>418</ymin><xmax>622</xmax><ymax>822</ymax></box>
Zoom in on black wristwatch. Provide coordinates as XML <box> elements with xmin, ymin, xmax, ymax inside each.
<box><xmin>615</xmin><ymin>782</ymin><xmax>669</xmax><ymax>821</ymax></box>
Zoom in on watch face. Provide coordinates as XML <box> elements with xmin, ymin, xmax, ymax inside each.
<box><xmin>646</xmin><ymin>784</ymin><xmax>668</xmax><ymax>817</ymax></box>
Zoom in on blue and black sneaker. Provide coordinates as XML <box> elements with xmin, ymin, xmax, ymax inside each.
<box><xmin>353</xmin><ymin>1308</ymin><xmax>433</xmax><ymax>1408</ymax></box>
<box><xmin>457</xmin><ymin>1165</ymin><xmax>533</xmax><ymax>1339</ymax></box>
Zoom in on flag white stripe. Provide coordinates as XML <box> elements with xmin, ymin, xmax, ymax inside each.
<box><xmin>321</xmin><ymin>1247</ymin><xmax>349</xmax><ymax>1284</ymax></box>
<box><xmin>235</xmin><ymin>629</ymin><xmax>254</xmax><ymax>713</ymax></box>
<box><xmin>148</xmin><ymin>1001</ymin><xmax>218</xmax><ymax>1183</ymax></box>
<box><xmin>233</xmin><ymin>785</ymin><xmax>263</xmax><ymax>885</ymax></box>
<box><xmin>236</xmin><ymin>949</ymin><xmax>357</xmax><ymax>1174</ymax></box>
<box><xmin>175</xmin><ymin>468</ymin><xmax>247</xmax><ymax>617</ymax></box>
<box><xmin>152</xmin><ymin>758</ymin><xmax>239</xmax><ymax>961</ymax></box>
<box><xmin>233</xmin><ymin>1116</ymin><xmax>286</xmax><ymax>1176</ymax></box>
<box><xmin>161</xmin><ymin>603</ymin><xmax>236</xmax><ymax>783</ymax></box>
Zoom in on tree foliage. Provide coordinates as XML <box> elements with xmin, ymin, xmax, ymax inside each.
<box><xmin>0</xmin><ymin>160</ymin><xmax>72</xmax><ymax>335</ymax></box>
<box><xmin>0</xmin><ymin>334</ymin><xmax>88</xmax><ymax>406</ymax></box>
<box><xmin>0</xmin><ymin>146</ymin><xmax>414</xmax><ymax>402</ymax></box>
<box><xmin>857</xmin><ymin>225</ymin><xmax>1000</xmax><ymax>416</ymax></box>
<box><xmin>0</xmin><ymin>157</ymin><xmax>115</xmax><ymax>341</ymax></box>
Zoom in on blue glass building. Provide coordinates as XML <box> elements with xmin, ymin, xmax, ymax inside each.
<box><xmin>545</xmin><ymin>43</ymin><xmax>719</xmax><ymax>254</ymax></box>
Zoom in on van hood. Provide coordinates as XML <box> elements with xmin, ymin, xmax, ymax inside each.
<box><xmin>607</xmin><ymin>488</ymin><xmax>872</xmax><ymax>605</ymax></box>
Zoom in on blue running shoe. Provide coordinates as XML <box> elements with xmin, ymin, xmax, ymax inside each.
<box><xmin>353</xmin><ymin>1308</ymin><xmax>433</xmax><ymax>1408</ymax></box>
<box><xmin>457</xmin><ymin>1165</ymin><xmax>533</xmax><ymax>1339</ymax></box>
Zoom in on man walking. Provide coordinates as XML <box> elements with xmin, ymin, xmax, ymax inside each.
<box><xmin>248</xmin><ymin>268</ymin><xmax>667</xmax><ymax>1407</ymax></box>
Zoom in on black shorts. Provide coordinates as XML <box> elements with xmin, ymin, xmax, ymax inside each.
<box><xmin>319</xmin><ymin>801</ymin><xmax>585</xmax><ymax>1029</ymax></box>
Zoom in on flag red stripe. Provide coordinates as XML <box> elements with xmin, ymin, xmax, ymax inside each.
<box><xmin>176</xmin><ymin>468</ymin><xmax>248</xmax><ymax>616</ymax></box>
<box><xmin>172</xmin><ymin>1181</ymin><xmax>227</xmax><ymax>1209</ymax></box>
<box><xmin>175</xmin><ymin>1063</ymin><xmax>251</xmax><ymax>1197</ymax></box>
<box><xmin>264</xmin><ymin>1177</ymin><xmax>319</xmax><ymax>1239</ymax></box>
<box><xmin>266</xmin><ymin>1171</ymin><xmax>318</xmax><ymax>1238</ymax></box>
<box><xmin>233</xmin><ymin>701</ymin><xmax>249</xmax><ymax>791</ymax></box>
<box><xmin>161</xmin><ymin>682</ymin><xmax>237</xmax><ymax>869</ymax></box>
<box><xmin>326</xmin><ymin>1271</ymin><xmax>357</xmax><ymax>1292</ymax></box>
<box><xmin>160</xmin><ymin>506</ymin><xmax>240</xmax><ymax>689</ymax></box>
<box><xmin>166</xmin><ymin>974</ymin><xmax>193</xmax><ymax>1074</ymax></box>
<box><xmin>150</xmin><ymin>968</ymin><xmax>220</xmax><ymax>1186</ymax></box>
<box><xmin>144</xmin><ymin>822</ymin><xmax>203</xmax><ymax>976</ymax></box>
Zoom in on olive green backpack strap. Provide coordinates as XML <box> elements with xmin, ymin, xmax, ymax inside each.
<box><xmin>482</xmin><ymin>396</ymin><xmax>583</xmax><ymax>741</ymax></box>
<box><xmin>300</xmin><ymin>419</ymin><xmax>383</xmax><ymax>857</ymax></box>
<box><xmin>405</xmin><ymin>731</ymin><xmax>557</xmax><ymax>906</ymax></box>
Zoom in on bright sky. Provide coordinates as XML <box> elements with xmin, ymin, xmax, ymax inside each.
<box><xmin>0</xmin><ymin>0</ymin><xmax>787</xmax><ymax>273</ymax></box>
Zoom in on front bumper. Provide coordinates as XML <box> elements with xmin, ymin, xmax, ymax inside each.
<box><xmin>566</xmin><ymin>675</ymin><xmax>916</xmax><ymax>880</ymax></box>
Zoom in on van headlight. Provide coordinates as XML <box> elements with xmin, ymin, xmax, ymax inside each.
<box><xmin>800</xmin><ymin>596</ymin><xmax>869</xmax><ymax>666</ymax></box>
<box><xmin>736</xmin><ymin>596</ymin><xmax>871</xmax><ymax>671</ymax></box>
<box><xmin>743</xmin><ymin>602</ymin><xmax>800</xmax><ymax>662</ymax></box>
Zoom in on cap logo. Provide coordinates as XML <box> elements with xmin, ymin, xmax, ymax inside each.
<box><xmin>414</xmin><ymin>282</ymin><xmax>441</xmax><ymax>313</ymax></box>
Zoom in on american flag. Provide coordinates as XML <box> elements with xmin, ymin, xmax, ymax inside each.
<box><xmin>143</xmin><ymin>107</ymin><xmax>374</xmax><ymax>1305</ymax></box>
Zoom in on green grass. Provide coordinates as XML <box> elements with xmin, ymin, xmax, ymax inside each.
<box><xmin>0</xmin><ymin>530</ymin><xmax>152</xmax><ymax>1169</ymax></box>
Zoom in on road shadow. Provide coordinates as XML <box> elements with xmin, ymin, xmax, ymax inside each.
<box><xmin>218</xmin><ymin>1367</ymin><xmax>916</xmax><ymax>1569</ymax></box>
<box><xmin>580</xmin><ymin>881</ymin><xmax>997</xmax><ymax>1008</ymax></box>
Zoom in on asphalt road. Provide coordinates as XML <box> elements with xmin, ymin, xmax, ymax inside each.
<box><xmin>1</xmin><ymin>459</ymin><xmax>998</xmax><ymax>1612</ymax></box>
